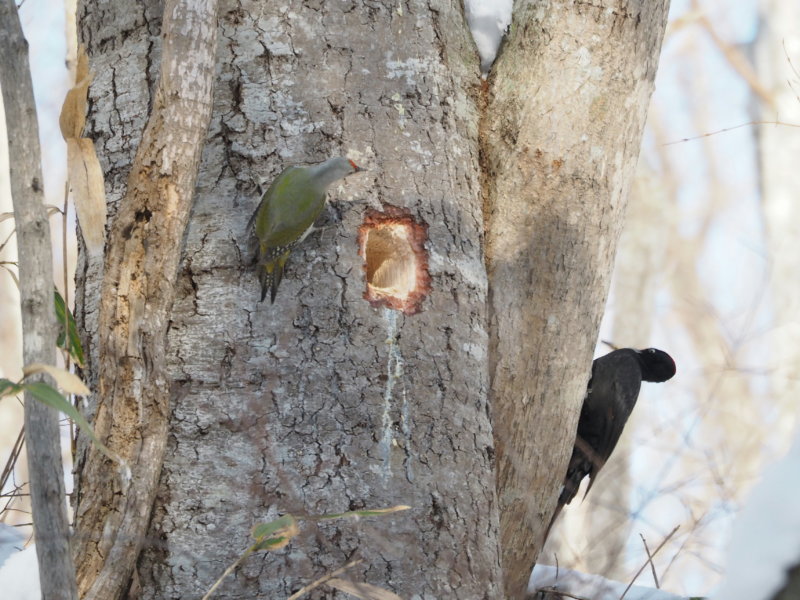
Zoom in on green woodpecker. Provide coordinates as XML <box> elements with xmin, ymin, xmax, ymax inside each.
<box><xmin>252</xmin><ymin>157</ymin><xmax>364</xmax><ymax>303</ymax></box>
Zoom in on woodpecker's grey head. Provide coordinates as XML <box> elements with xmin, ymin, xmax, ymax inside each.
<box><xmin>309</xmin><ymin>157</ymin><xmax>365</xmax><ymax>190</ymax></box>
<box><xmin>637</xmin><ymin>348</ymin><xmax>676</xmax><ymax>383</ymax></box>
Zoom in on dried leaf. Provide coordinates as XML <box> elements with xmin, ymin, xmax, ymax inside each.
<box><xmin>317</xmin><ymin>505</ymin><xmax>411</xmax><ymax>521</ymax></box>
<box><xmin>23</xmin><ymin>363</ymin><xmax>90</xmax><ymax>395</ymax></box>
<box><xmin>326</xmin><ymin>578</ymin><xmax>403</xmax><ymax>600</ymax></box>
<box><xmin>67</xmin><ymin>137</ymin><xmax>107</xmax><ymax>255</ymax></box>
<box><xmin>59</xmin><ymin>45</ymin><xmax>90</xmax><ymax>140</ymax></box>
<box><xmin>0</xmin><ymin>264</ymin><xmax>19</xmax><ymax>289</ymax></box>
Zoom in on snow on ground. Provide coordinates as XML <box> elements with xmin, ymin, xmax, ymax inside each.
<box><xmin>0</xmin><ymin>524</ymin><xmax>25</xmax><ymax>569</ymax></box>
<box><xmin>528</xmin><ymin>564</ymin><xmax>689</xmax><ymax>600</ymax></box>
<box><xmin>711</xmin><ymin>429</ymin><xmax>800</xmax><ymax>600</ymax></box>
<box><xmin>0</xmin><ymin>543</ymin><xmax>40</xmax><ymax>600</ymax></box>
<box><xmin>464</xmin><ymin>0</ymin><xmax>513</xmax><ymax>73</ymax></box>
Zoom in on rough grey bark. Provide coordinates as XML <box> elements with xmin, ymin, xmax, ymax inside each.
<box><xmin>74</xmin><ymin>0</ymin><xmax>674</xmax><ymax>596</ymax></box>
<box><xmin>0</xmin><ymin>1</ymin><xmax>78</xmax><ymax>598</ymax></box>
<box><xmin>483</xmin><ymin>1</ymin><xmax>670</xmax><ymax>595</ymax></box>
<box><xmin>71</xmin><ymin>1</ymin><xmax>219</xmax><ymax>599</ymax></box>
<box><xmin>76</xmin><ymin>0</ymin><xmax>501</xmax><ymax>598</ymax></box>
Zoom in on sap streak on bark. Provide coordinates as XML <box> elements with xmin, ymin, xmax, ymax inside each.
<box><xmin>483</xmin><ymin>0</ymin><xmax>670</xmax><ymax>596</ymax></box>
<box><xmin>71</xmin><ymin>1</ymin><xmax>218</xmax><ymax>599</ymax></box>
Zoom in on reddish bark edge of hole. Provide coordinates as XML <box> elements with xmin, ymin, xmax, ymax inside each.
<box><xmin>357</xmin><ymin>204</ymin><xmax>431</xmax><ymax>315</ymax></box>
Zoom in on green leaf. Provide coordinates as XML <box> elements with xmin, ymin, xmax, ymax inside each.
<box><xmin>23</xmin><ymin>363</ymin><xmax>90</xmax><ymax>395</ymax></box>
<box><xmin>251</xmin><ymin>514</ymin><xmax>297</xmax><ymax>540</ymax></box>
<box><xmin>23</xmin><ymin>381</ymin><xmax>120</xmax><ymax>466</ymax></box>
<box><xmin>316</xmin><ymin>505</ymin><xmax>411</xmax><ymax>521</ymax></box>
<box><xmin>252</xmin><ymin>535</ymin><xmax>290</xmax><ymax>552</ymax></box>
<box><xmin>0</xmin><ymin>378</ymin><xmax>23</xmax><ymax>398</ymax></box>
<box><xmin>54</xmin><ymin>289</ymin><xmax>85</xmax><ymax>367</ymax></box>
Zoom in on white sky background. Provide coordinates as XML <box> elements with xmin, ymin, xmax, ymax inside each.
<box><xmin>2</xmin><ymin>0</ymin><xmax>798</xmax><ymax>597</ymax></box>
<box><xmin>19</xmin><ymin>0</ymin><xmax>70</xmax><ymax>207</ymax></box>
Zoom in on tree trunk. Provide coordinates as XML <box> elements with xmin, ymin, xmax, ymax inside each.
<box><xmin>758</xmin><ymin>0</ymin><xmax>800</xmax><ymax>445</ymax></box>
<box><xmin>484</xmin><ymin>1</ymin><xmax>669</xmax><ymax>595</ymax></box>
<box><xmin>759</xmin><ymin>4</ymin><xmax>800</xmax><ymax>596</ymax></box>
<box><xmin>547</xmin><ymin>166</ymin><xmax>668</xmax><ymax>577</ymax></box>
<box><xmin>73</xmin><ymin>0</ymin><xmax>670</xmax><ymax>598</ymax></box>
<box><xmin>76</xmin><ymin>0</ymin><xmax>501</xmax><ymax>597</ymax></box>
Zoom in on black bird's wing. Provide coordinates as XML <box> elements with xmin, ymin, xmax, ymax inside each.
<box><xmin>558</xmin><ymin>350</ymin><xmax>642</xmax><ymax>506</ymax></box>
<box><xmin>546</xmin><ymin>348</ymin><xmax>674</xmax><ymax>545</ymax></box>
<box><xmin>577</xmin><ymin>350</ymin><xmax>642</xmax><ymax>497</ymax></box>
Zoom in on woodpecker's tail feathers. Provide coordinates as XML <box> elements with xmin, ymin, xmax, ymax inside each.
<box><xmin>259</xmin><ymin>251</ymin><xmax>292</xmax><ymax>304</ymax></box>
<box><xmin>259</xmin><ymin>268</ymin><xmax>272</xmax><ymax>303</ymax></box>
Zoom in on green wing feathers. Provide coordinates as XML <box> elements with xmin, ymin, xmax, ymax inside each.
<box><xmin>252</xmin><ymin>158</ymin><xmax>359</xmax><ymax>303</ymax></box>
<box><xmin>252</xmin><ymin>166</ymin><xmax>327</xmax><ymax>303</ymax></box>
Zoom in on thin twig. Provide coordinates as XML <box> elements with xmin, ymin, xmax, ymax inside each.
<box><xmin>1</xmin><ymin>483</ymin><xmax>28</xmax><ymax>517</ymax></box>
<box><xmin>62</xmin><ymin>181</ymin><xmax>76</xmax><ymax>456</ymax></box>
<box><xmin>638</xmin><ymin>533</ymin><xmax>659</xmax><ymax>589</ymax></box>
<box><xmin>620</xmin><ymin>525</ymin><xmax>679</xmax><ymax>600</ymax></box>
<box><xmin>0</xmin><ymin>427</ymin><xmax>24</xmax><ymax>494</ymax></box>
<box><xmin>537</xmin><ymin>588</ymin><xmax>589</xmax><ymax>600</ymax></box>
<box><xmin>200</xmin><ymin>546</ymin><xmax>257</xmax><ymax>600</ymax></box>
<box><xmin>0</xmin><ymin>0</ymin><xmax>77</xmax><ymax>595</ymax></box>
<box><xmin>664</xmin><ymin>120</ymin><xmax>800</xmax><ymax>146</ymax></box>
<box><xmin>286</xmin><ymin>559</ymin><xmax>364</xmax><ymax>600</ymax></box>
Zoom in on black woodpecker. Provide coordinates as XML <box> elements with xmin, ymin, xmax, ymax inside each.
<box><xmin>546</xmin><ymin>347</ymin><xmax>676</xmax><ymax>540</ymax></box>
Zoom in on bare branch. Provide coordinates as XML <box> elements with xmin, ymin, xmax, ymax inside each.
<box><xmin>287</xmin><ymin>559</ymin><xmax>364</xmax><ymax>600</ymax></box>
<box><xmin>620</xmin><ymin>526</ymin><xmax>679</xmax><ymax>600</ymax></box>
<box><xmin>639</xmin><ymin>533</ymin><xmax>660</xmax><ymax>589</ymax></box>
